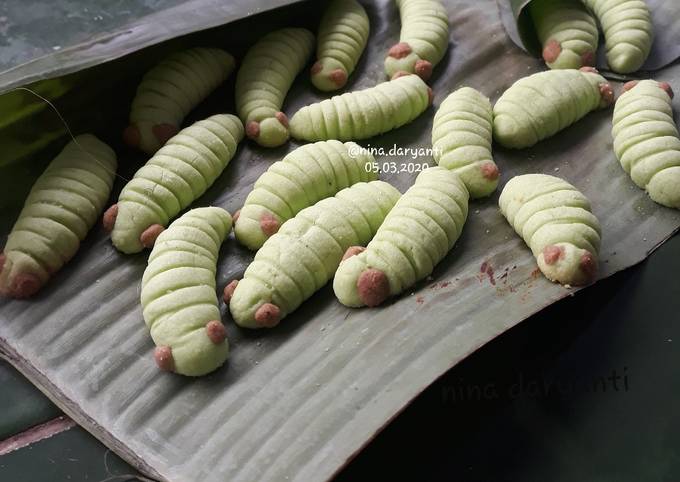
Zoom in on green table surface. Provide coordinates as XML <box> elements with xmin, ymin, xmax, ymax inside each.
<box><xmin>2</xmin><ymin>233</ymin><xmax>678</xmax><ymax>481</ymax></box>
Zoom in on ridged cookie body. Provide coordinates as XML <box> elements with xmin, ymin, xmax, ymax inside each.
<box><xmin>290</xmin><ymin>74</ymin><xmax>432</xmax><ymax>142</ymax></box>
<box><xmin>125</xmin><ymin>48</ymin><xmax>235</xmax><ymax>154</ymax></box>
<box><xmin>235</xmin><ymin>28</ymin><xmax>315</xmax><ymax>147</ymax></box>
<box><xmin>432</xmin><ymin>87</ymin><xmax>499</xmax><ymax>198</ymax></box>
<box><xmin>0</xmin><ymin>135</ymin><xmax>117</xmax><ymax>298</ymax></box>
<box><xmin>229</xmin><ymin>181</ymin><xmax>401</xmax><ymax>328</ymax></box>
<box><xmin>384</xmin><ymin>0</ymin><xmax>449</xmax><ymax>80</ymax></box>
<box><xmin>529</xmin><ymin>0</ymin><xmax>599</xmax><ymax>70</ymax></box>
<box><xmin>333</xmin><ymin>167</ymin><xmax>468</xmax><ymax>307</ymax></box>
<box><xmin>235</xmin><ymin>140</ymin><xmax>378</xmax><ymax>250</ymax></box>
<box><xmin>499</xmin><ymin>174</ymin><xmax>601</xmax><ymax>286</ymax></box>
<box><xmin>493</xmin><ymin>68</ymin><xmax>613</xmax><ymax>149</ymax></box>
<box><xmin>311</xmin><ymin>0</ymin><xmax>369</xmax><ymax>91</ymax></box>
<box><xmin>582</xmin><ymin>0</ymin><xmax>653</xmax><ymax>74</ymax></box>
<box><xmin>109</xmin><ymin>114</ymin><xmax>243</xmax><ymax>254</ymax></box>
<box><xmin>612</xmin><ymin>80</ymin><xmax>680</xmax><ymax>209</ymax></box>
<box><xmin>141</xmin><ymin>207</ymin><xmax>232</xmax><ymax>376</ymax></box>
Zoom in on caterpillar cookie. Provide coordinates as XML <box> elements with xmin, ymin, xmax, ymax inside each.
<box><xmin>432</xmin><ymin>87</ymin><xmax>499</xmax><ymax>198</ymax></box>
<box><xmin>105</xmin><ymin>114</ymin><xmax>243</xmax><ymax>254</ymax></box>
<box><xmin>493</xmin><ymin>67</ymin><xmax>613</xmax><ymax>149</ymax></box>
<box><xmin>311</xmin><ymin>0</ymin><xmax>370</xmax><ymax>91</ymax></box>
<box><xmin>290</xmin><ymin>74</ymin><xmax>432</xmax><ymax>142</ymax></box>
<box><xmin>529</xmin><ymin>0</ymin><xmax>598</xmax><ymax>69</ymax></box>
<box><xmin>334</xmin><ymin>167</ymin><xmax>468</xmax><ymax>308</ymax></box>
<box><xmin>226</xmin><ymin>181</ymin><xmax>401</xmax><ymax>328</ymax></box>
<box><xmin>141</xmin><ymin>207</ymin><xmax>232</xmax><ymax>376</ymax></box>
<box><xmin>499</xmin><ymin>174</ymin><xmax>601</xmax><ymax>286</ymax></box>
<box><xmin>613</xmin><ymin>80</ymin><xmax>680</xmax><ymax>209</ymax></box>
<box><xmin>234</xmin><ymin>140</ymin><xmax>378</xmax><ymax>251</ymax></box>
<box><xmin>581</xmin><ymin>0</ymin><xmax>653</xmax><ymax>74</ymax></box>
<box><xmin>124</xmin><ymin>48</ymin><xmax>235</xmax><ymax>154</ymax></box>
<box><xmin>0</xmin><ymin>135</ymin><xmax>117</xmax><ymax>298</ymax></box>
<box><xmin>384</xmin><ymin>0</ymin><xmax>449</xmax><ymax>80</ymax></box>
<box><xmin>235</xmin><ymin>28</ymin><xmax>314</xmax><ymax>147</ymax></box>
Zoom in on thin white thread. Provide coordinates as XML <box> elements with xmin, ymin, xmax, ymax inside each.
<box><xmin>9</xmin><ymin>86</ymin><xmax>131</xmax><ymax>182</ymax></box>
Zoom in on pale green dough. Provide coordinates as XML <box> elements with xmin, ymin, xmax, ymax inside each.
<box><xmin>384</xmin><ymin>0</ymin><xmax>449</xmax><ymax>80</ymax></box>
<box><xmin>0</xmin><ymin>135</ymin><xmax>117</xmax><ymax>299</ymax></box>
<box><xmin>499</xmin><ymin>174</ymin><xmax>601</xmax><ymax>286</ymax></box>
<box><xmin>290</xmin><ymin>74</ymin><xmax>431</xmax><ymax>142</ymax></box>
<box><xmin>529</xmin><ymin>0</ymin><xmax>599</xmax><ymax>70</ymax></box>
<box><xmin>141</xmin><ymin>207</ymin><xmax>232</xmax><ymax>376</ymax></box>
<box><xmin>236</xmin><ymin>28</ymin><xmax>315</xmax><ymax>147</ymax></box>
<box><xmin>234</xmin><ymin>140</ymin><xmax>378</xmax><ymax>251</ymax></box>
<box><xmin>612</xmin><ymin>80</ymin><xmax>680</xmax><ymax>209</ymax></box>
<box><xmin>229</xmin><ymin>181</ymin><xmax>401</xmax><ymax>328</ymax></box>
<box><xmin>311</xmin><ymin>0</ymin><xmax>369</xmax><ymax>92</ymax></box>
<box><xmin>333</xmin><ymin>167</ymin><xmax>468</xmax><ymax>307</ymax></box>
<box><xmin>581</xmin><ymin>0</ymin><xmax>653</xmax><ymax>74</ymax></box>
<box><xmin>493</xmin><ymin>68</ymin><xmax>612</xmax><ymax>149</ymax></box>
<box><xmin>127</xmin><ymin>48</ymin><xmax>235</xmax><ymax>154</ymax></box>
<box><xmin>432</xmin><ymin>87</ymin><xmax>499</xmax><ymax>198</ymax></box>
<box><xmin>110</xmin><ymin>114</ymin><xmax>243</xmax><ymax>254</ymax></box>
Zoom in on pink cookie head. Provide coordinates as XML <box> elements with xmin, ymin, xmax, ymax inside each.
<box><xmin>154</xmin><ymin>346</ymin><xmax>174</xmax><ymax>372</ymax></box>
<box><xmin>329</xmin><ymin>69</ymin><xmax>348</xmax><ymax>88</ymax></box>
<box><xmin>223</xmin><ymin>279</ymin><xmax>239</xmax><ymax>304</ymax></box>
<box><xmin>622</xmin><ymin>80</ymin><xmax>639</xmax><ymax>92</ymax></box>
<box><xmin>102</xmin><ymin>204</ymin><xmax>118</xmax><ymax>232</ymax></box>
<box><xmin>275</xmin><ymin>112</ymin><xmax>289</xmax><ymax>128</ymax></box>
<box><xmin>414</xmin><ymin>60</ymin><xmax>433</xmax><ymax>81</ymax></box>
<box><xmin>232</xmin><ymin>209</ymin><xmax>241</xmax><ymax>223</ymax></box>
<box><xmin>388</xmin><ymin>42</ymin><xmax>412</xmax><ymax>59</ymax></box>
<box><xmin>310</xmin><ymin>61</ymin><xmax>323</xmax><ymax>75</ymax></box>
<box><xmin>542</xmin><ymin>39</ymin><xmax>562</xmax><ymax>64</ymax></box>
<box><xmin>658</xmin><ymin>81</ymin><xmax>674</xmax><ymax>99</ymax></box>
<box><xmin>581</xmin><ymin>50</ymin><xmax>595</xmax><ymax>67</ymax></box>
<box><xmin>542</xmin><ymin>245</ymin><xmax>564</xmax><ymax>265</ymax></box>
<box><xmin>206</xmin><ymin>320</ymin><xmax>227</xmax><ymax>344</ymax></box>
<box><xmin>260</xmin><ymin>212</ymin><xmax>280</xmax><ymax>237</ymax></box>
<box><xmin>599</xmin><ymin>82</ymin><xmax>615</xmax><ymax>106</ymax></box>
<box><xmin>342</xmin><ymin>246</ymin><xmax>366</xmax><ymax>262</ymax></box>
<box><xmin>122</xmin><ymin>125</ymin><xmax>140</xmax><ymax>148</ymax></box>
<box><xmin>246</xmin><ymin>121</ymin><xmax>260</xmax><ymax>140</ymax></box>
<box><xmin>579</xmin><ymin>66</ymin><xmax>599</xmax><ymax>74</ymax></box>
<box><xmin>140</xmin><ymin>224</ymin><xmax>165</xmax><ymax>249</ymax></box>
<box><xmin>357</xmin><ymin>268</ymin><xmax>390</xmax><ymax>307</ymax></box>
<box><xmin>481</xmin><ymin>162</ymin><xmax>499</xmax><ymax>180</ymax></box>
<box><xmin>255</xmin><ymin>303</ymin><xmax>281</xmax><ymax>328</ymax></box>
<box><xmin>152</xmin><ymin>123</ymin><xmax>179</xmax><ymax>146</ymax></box>
<box><xmin>579</xmin><ymin>251</ymin><xmax>597</xmax><ymax>281</ymax></box>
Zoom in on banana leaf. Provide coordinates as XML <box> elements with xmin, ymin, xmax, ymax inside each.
<box><xmin>1</xmin><ymin>1</ymin><xmax>679</xmax><ymax>481</ymax></box>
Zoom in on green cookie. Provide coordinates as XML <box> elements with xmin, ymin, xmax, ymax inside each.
<box><xmin>529</xmin><ymin>0</ymin><xmax>599</xmax><ymax>70</ymax></box>
<box><xmin>432</xmin><ymin>87</ymin><xmax>499</xmax><ymax>198</ymax></box>
<box><xmin>0</xmin><ymin>135</ymin><xmax>117</xmax><ymax>299</ymax></box>
<box><xmin>234</xmin><ymin>140</ymin><xmax>378</xmax><ymax>251</ymax></box>
<box><xmin>290</xmin><ymin>74</ymin><xmax>432</xmax><ymax>142</ymax></box>
<box><xmin>141</xmin><ymin>207</ymin><xmax>232</xmax><ymax>376</ymax></box>
<box><xmin>227</xmin><ymin>181</ymin><xmax>401</xmax><ymax>328</ymax></box>
<box><xmin>311</xmin><ymin>0</ymin><xmax>370</xmax><ymax>92</ymax></box>
<box><xmin>236</xmin><ymin>28</ymin><xmax>315</xmax><ymax>147</ymax></box>
<box><xmin>333</xmin><ymin>167</ymin><xmax>468</xmax><ymax>307</ymax></box>
<box><xmin>581</xmin><ymin>0</ymin><xmax>653</xmax><ymax>74</ymax></box>
<box><xmin>107</xmin><ymin>114</ymin><xmax>243</xmax><ymax>254</ymax></box>
<box><xmin>493</xmin><ymin>68</ymin><xmax>613</xmax><ymax>149</ymax></box>
<box><xmin>499</xmin><ymin>174</ymin><xmax>601</xmax><ymax>286</ymax></box>
<box><xmin>613</xmin><ymin>79</ymin><xmax>680</xmax><ymax>209</ymax></box>
<box><xmin>125</xmin><ymin>48</ymin><xmax>235</xmax><ymax>154</ymax></box>
<box><xmin>384</xmin><ymin>0</ymin><xmax>449</xmax><ymax>80</ymax></box>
